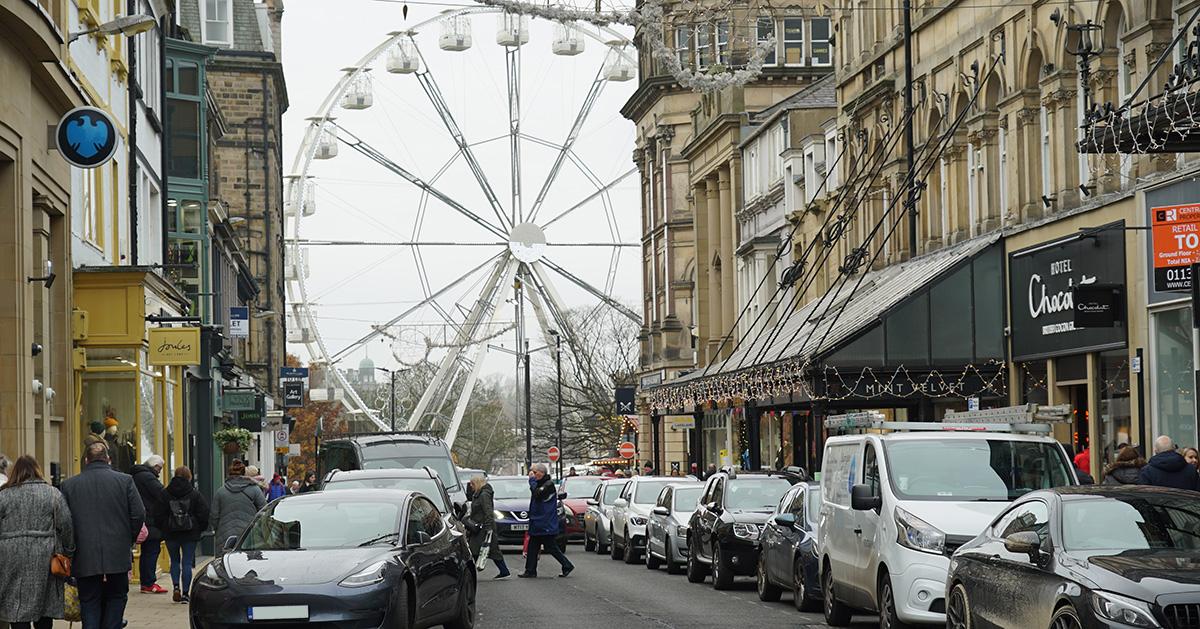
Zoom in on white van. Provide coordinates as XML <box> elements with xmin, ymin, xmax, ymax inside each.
<box><xmin>817</xmin><ymin>409</ymin><xmax>1077</xmax><ymax>627</ymax></box>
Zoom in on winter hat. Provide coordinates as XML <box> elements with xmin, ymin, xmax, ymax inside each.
<box><xmin>104</xmin><ymin>418</ymin><xmax>119</xmax><ymax>428</ymax></box>
<box><xmin>90</xmin><ymin>421</ymin><xmax>105</xmax><ymax>434</ymax></box>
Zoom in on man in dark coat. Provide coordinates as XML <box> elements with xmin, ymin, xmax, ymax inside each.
<box><xmin>129</xmin><ymin>455</ymin><xmax>170</xmax><ymax>593</ymax></box>
<box><xmin>1139</xmin><ymin>435</ymin><xmax>1200</xmax><ymax>491</ymax></box>
<box><xmin>62</xmin><ymin>442</ymin><xmax>146</xmax><ymax>629</ymax></box>
<box><xmin>518</xmin><ymin>463</ymin><xmax>574</xmax><ymax>578</ymax></box>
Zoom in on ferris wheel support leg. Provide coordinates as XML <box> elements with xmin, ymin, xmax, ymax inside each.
<box><xmin>443</xmin><ymin>286</ymin><xmax>507</xmax><ymax>446</ymax></box>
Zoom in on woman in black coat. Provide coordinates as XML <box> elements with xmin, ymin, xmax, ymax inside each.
<box><xmin>466</xmin><ymin>476</ymin><xmax>509</xmax><ymax>579</ymax></box>
<box><xmin>162</xmin><ymin>466</ymin><xmax>209</xmax><ymax>602</ymax></box>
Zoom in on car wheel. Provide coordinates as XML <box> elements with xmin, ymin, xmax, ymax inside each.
<box><xmin>443</xmin><ymin>573</ymin><xmax>476</xmax><ymax>629</ymax></box>
<box><xmin>584</xmin><ymin>532</ymin><xmax>596</xmax><ymax>552</ymax></box>
<box><xmin>947</xmin><ymin>583</ymin><xmax>971</xmax><ymax>629</ymax></box>
<box><xmin>685</xmin><ymin>543</ymin><xmax>707</xmax><ymax>583</ymax></box>
<box><xmin>610</xmin><ymin>532</ymin><xmax>622</xmax><ymax>560</ymax></box>
<box><xmin>879</xmin><ymin>572</ymin><xmax>911</xmax><ymax>629</ymax></box>
<box><xmin>822</xmin><ymin>566</ymin><xmax>852</xmax><ymax>627</ymax></box>
<box><xmin>793</xmin><ymin>557</ymin><xmax>819</xmax><ymax>613</ymax></box>
<box><xmin>645</xmin><ymin>543</ymin><xmax>662</xmax><ymax>570</ymax></box>
<box><xmin>756</xmin><ymin>554</ymin><xmax>781</xmax><ymax>601</ymax></box>
<box><xmin>392</xmin><ymin>579</ymin><xmax>414</xmax><ymax>629</ymax></box>
<box><xmin>665</xmin><ymin>537</ymin><xmax>685</xmax><ymax>575</ymax></box>
<box><xmin>623</xmin><ymin>529</ymin><xmax>640</xmax><ymax>564</ymax></box>
<box><xmin>1049</xmin><ymin>606</ymin><xmax>1083</xmax><ymax>629</ymax></box>
<box><xmin>711</xmin><ymin>544</ymin><xmax>733</xmax><ymax>590</ymax></box>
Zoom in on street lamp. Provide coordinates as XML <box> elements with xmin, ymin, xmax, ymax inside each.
<box><xmin>375</xmin><ymin>367</ymin><xmax>408</xmax><ymax>431</ymax></box>
<box><xmin>69</xmin><ymin>14</ymin><xmax>157</xmax><ymax>43</ymax></box>
<box><xmin>548</xmin><ymin>329</ymin><xmax>563</xmax><ymax>478</ymax></box>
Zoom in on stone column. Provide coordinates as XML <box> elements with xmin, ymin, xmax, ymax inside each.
<box><xmin>1013</xmin><ymin>105</ymin><xmax>1043</xmax><ymax>223</ymax></box>
<box><xmin>718</xmin><ymin>167</ymin><xmax>735</xmax><ymax>357</ymax></box>
<box><xmin>693</xmin><ymin>181</ymin><xmax>711</xmax><ymax>358</ymax></box>
<box><xmin>943</xmin><ymin>143</ymin><xmax>967</xmax><ymax>243</ymax></box>
<box><xmin>706</xmin><ymin>176</ymin><xmax>722</xmax><ymax>364</ymax></box>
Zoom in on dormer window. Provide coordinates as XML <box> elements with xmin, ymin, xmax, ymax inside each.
<box><xmin>202</xmin><ymin>0</ymin><xmax>233</xmax><ymax>47</ymax></box>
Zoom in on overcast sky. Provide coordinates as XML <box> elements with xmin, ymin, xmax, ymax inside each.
<box><xmin>280</xmin><ymin>0</ymin><xmax>641</xmax><ymax>380</ymax></box>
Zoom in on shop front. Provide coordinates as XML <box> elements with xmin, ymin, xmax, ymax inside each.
<box><xmin>1006</xmin><ymin>214</ymin><xmax>1142</xmax><ymax>479</ymax></box>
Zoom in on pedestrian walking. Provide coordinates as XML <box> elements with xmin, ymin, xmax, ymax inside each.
<box><xmin>465</xmin><ymin>476</ymin><xmax>510</xmax><ymax>579</ymax></box>
<box><xmin>0</xmin><ymin>455</ymin><xmax>75</xmax><ymax>629</ymax></box>
<box><xmin>129</xmin><ymin>455</ymin><xmax>170</xmax><ymax>594</ymax></box>
<box><xmin>267</xmin><ymin>474</ymin><xmax>287</xmax><ymax>501</ymax></box>
<box><xmin>61</xmin><ymin>442</ymin><xmax>146</xmax><ymax>629</ymax></box>
<box><xmin>289</xmin><ymin>480</ymin><xmax>301</xmax><ymax>495</ymax></box>
<box><xmin>1101</xmin><ymin>446</ymin><xmax>1145</xmax><ymax>485</ymax></box>
<box><xmin>210</xmin><ymin>460</ymin><xmax>267</xmax><ymax>554</ymax></box>
<box><xmin>298</xmin><ymin>472</ymin><xmax>318</xmax><ymax>493</ymax></box>
<box><xmin>163</xmin><ymin>466</ymin><xmax>208</xmax><ymax>603</ymax></box>
<box><xmin>246</xmin><ymin>465</ymin><xmax>267</xmax><ymax>494</ymax></box>
<box><xmin>1139</xmin><ymin>436</ymin><xmax>1200</xmax><ymax>491</ymax></box>
<box><xmin>0</xmin><ymin>453</ymin><xmax>9</xmax><ymax>485</ymax></box>
<box><xmin>517</xmin><ymin>464</ymin><xmax>574</xmax><ymax>579</ymax></box>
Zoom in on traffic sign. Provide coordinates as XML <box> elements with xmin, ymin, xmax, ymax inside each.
<box><xmin>547</xmin><ymin>446</ymin><xmax>561</xmax><ymax>462</ymax></box>
<box><xmin>618</xmin><ymin>441</ymin><xmax>636</xmax><ymax>459</ymax></box>
<box><xmin>274</xmin><ymin>427</ymin><xmax>289</xmax><ymax>447</ymax></box>
<box><xmin>229</xmin><ymin>306</ymin><xmax>249</xmax><ymax>338</ymax></box>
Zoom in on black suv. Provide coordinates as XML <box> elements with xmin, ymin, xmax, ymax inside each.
<box><xmin>686</xmin><ymin>468</ymin><xmax>794</xmax><ymax>590</ymax></box>
<box><xmin>317</xmin><ymin>433</ymin><xmax>466</xmax><ymax>509</ymax></box>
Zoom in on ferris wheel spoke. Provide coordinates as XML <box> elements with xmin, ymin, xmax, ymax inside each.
<box><xmin>526</xmin><ymin>262</ymin><xmax>604</xmax><ymax>387</ymax></box>
<box><xmin>331</xmin><ymin>123</ymin><xmax>508</xmax><ymax>239</ymax></box>
<box><xmin>539</xmin><ymin>257</ymin><xmax>640</xmax><ymax>323</ymax></box>
<box><xmin>526</xmin><ymin>52</ymin><xmax>612</xmax><ymax>224</ymax></box>
<box><xmin>413</xmin><ymin>42</ymin><xmax>512</xmax><ymax>232</ymax></box>
<box><xmin>540</xmin><ymin>167</ymin><xmax>637</xmax><ymax>230</ymax></box>
<box><xmin>507</xmin><ymin>45</ymin><xmax>522</xmax><ymax>226</ymax></box>
<box><xmin>327</xmin><ymin>251</ymin><xmax>506</xmax><ymax>365</ymax></box>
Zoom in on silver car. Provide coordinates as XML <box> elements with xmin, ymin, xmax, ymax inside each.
<box><xmin>583</xmin><ymin>478</ymin><xmax>625</xmax><ymax>554</ymax></box>
<box><xmin>645</xmin><ymin>481</ymin><xmax>704</xmax><ymax>574</ymax></box>
<box><xmin>610</xmin><ymin>476</ymin><xmax>675</xmax><ymax>564</ymax></box>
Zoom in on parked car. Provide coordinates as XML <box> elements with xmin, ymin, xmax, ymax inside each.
<box><xmin>686</xmin><ymin>469</ymin><xmax>793</xmax><ymax>590</ymax></box>
<box><xmin>645</xmin><ymin>481</ymin><xmax>704</xmax><ymax>574</ymax></box>
<box><xmin>610</xmin><ymin>476</ymin><xmax>675</xmax><ymax>564</ymax></box>
<box><xmin>946</xmin><ymin>485</ymin><xmax>1200</xmax><ymax>629</ymax></box>
<box><xmin>189</xmin><ymin>489</ymin><xmax>475</xmax><ymax>629</ymax></box>
<box><xmin>322</xmin><ymin>468</ymin><xmax>462</xmax><ymax>526</ymax></box>
<box><xmin>584</xmin><ymin>478</ymin><xmax>625</xmax><ymax>554</ymax></box>
<box><xmin>757</xmin><ymin>481</ymin><xmax>822</xmax><ymax>611</ymax></box>
<box><xmin>487</xmin><ymin>475</ymin><xmax>569</xmax><ymax>549</ymax></box>
<box><xmin>317</xmin><ymin>433</ymin><xmax>467</xmax><ymax>509</ymax></box>
<box><xmin>558</xmin><ymin>475</ymin><xmax>604</xmax><ymax>541</ymax></box>
<box><xmin>818</xmin><ymin>428</ymin><xmax>1076</xmax><ymax>627</ymax></box>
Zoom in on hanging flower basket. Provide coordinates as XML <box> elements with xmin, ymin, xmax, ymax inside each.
<box><xmin>214</xmin><ymin>427</ymin><xmax>253</xmax><ymax>455</ymax></box>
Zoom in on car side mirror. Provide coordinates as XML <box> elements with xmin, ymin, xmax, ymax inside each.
<box><xmin>614</xmin><ymin>498</ymin><xmax>628</xmax><ymax>508</ymax></box>
<box><xmin>707</xmin><ymin>501</ymin><xmax>722</xmax><ymax>513</ymax></box>
<box><xmin>1004</xmin><ymin>531</ymin><xmax>1041</xmax><ymax>561</ymax></box>
<box><xmin>850</xmin><ymin>484</ymin><xmax>881</xmax><ymax>512</ymax></box>
<box><xmin>773</xmin><ymin>513</ymin><xmax>797</xmax><ymax>527</ymax></box>
<box><xmin>558</xmin><ymin>491</ymin><xmax>568</xmax><ymax>500</ymax></box>
<box><xmin>223</xmin><ymin>536</ymin><xmax>238</xmax><ymax>552</ymax></box>
<box><xmin>652</xmin><ymin>506</ymin><xmax>669</xmax><ymax>517</ymax></box>
<box><xmin>586</xmin><ymin>499</ymin><xmax>599</xmax><ymax>507</ymax></box>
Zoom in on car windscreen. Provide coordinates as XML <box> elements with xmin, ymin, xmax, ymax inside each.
<box><xmin>805</xmin><ymin>486</ymin><xmax>822</xmax><ymax>526</ymax></box>
<box><xmin>673</xmin><ymin>487</ymin><xmax>703</xmax><ymax>512</ymax></box>
<box><xmin>725</xmin><ymin>478</ymin><xmax>792</xmax><ymax>510</ymax></box>
<box><xmin>490</xmin><ymin>478</ymin><xmax>530</xmax><ymax>500</ymax></box>
<box><xmin>1062</xmin><ymin>495</ymin><xmax>1200</xmax><ymax>551</ymax></box>
<box><xmin>324</xmin><ymin>477</ymin><xmax>447</xmax><ymax>512</ymax></box>
<box><xmin>602</xmin><ymin>482</ymin><xmax>624</xmax><ymax>505</ymax></box>
<box><xmin>358</xmin><ymin>442</ymin><xmax>460</xmax><ymax>492</ymax></box>
<box><xmin>239</xmin><ymin>498</ymin><xmax>400</xmax><ymax>550</ymax></box>
<box><xmin>634</xmin><ymin>481</ymin><xmax>672</xmax><ymax>504</ymax></box>
<box><xmin>561</xmin><ymin>477</ymin><xmax>602</xmax><ymax>498</ymax></box>
<box><xmin>882</xmin><ymin>439</ymin><xmax>1073</xmax><ymax>501</ymax></box>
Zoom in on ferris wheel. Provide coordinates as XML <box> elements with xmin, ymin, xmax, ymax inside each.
<box><xmin>286</xmin><ymin>6</ymin><xmax>641</xmax><ymax>444</ymax></box>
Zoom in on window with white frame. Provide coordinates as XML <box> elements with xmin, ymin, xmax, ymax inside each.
<box><xmin>824</xmin><ymin>128</ymin><xmax>838</xmax><ymax>189</ymax></box>
<box><xmin>783</xmin><ymin>18</ymin><xmax>804</xmax><ymax>65</ymax></box>
<box><xmin>695</xmin><ymin>25</ymin><xmax>712</xmax><ymax>68</ymax></box>
<box><xmin>716</xmin><ymin>21</ymin><xmax>730</xmax><ymax>66</ymax></box>
<box><xmin>967</xmin><ymin>143</ymin><xmax>981</xmax><ymax>236</ymax></box>
<box><xmin>938</xmin><ymin>157</ymin><xmax>949</xmax><ymax>239</ymax></box>
<box><xmin>675</xmin><ymin>26</ymin><xmax>691</xmax><ymax>67</ymax></box>
<box><xmin>757</xmin><ymin>17</ymin><xmax>776</xmax><ymax>65</ymax></box>
<box><xmin>811</xmin><ymin>18</ymin><xmax>831</xmax><ymax>65</ymax></box>
<box><xmin>804</xmin><ymin>146</ymin><xmax>818</xmax><ymax>203</ymax></box>
<box><xmin>1040</xmin><ymin>105</ymin><xmax>1052</xmax><ymax>200</ymax></box>
<box><xmin>202</xmin><ymin>0</ymin><xmax>232</xmax><ymax>47</ymax></box>
<box><xmin>998</xmin><ymin>129</ymin><xmax>1008</xmax><ymax>215</ymax></box>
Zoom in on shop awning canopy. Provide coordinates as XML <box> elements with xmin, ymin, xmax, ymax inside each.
<box><xmin>649</xmin><ymin>234</ymin><xmax>1004</xmax><ymax>411</ymax></box>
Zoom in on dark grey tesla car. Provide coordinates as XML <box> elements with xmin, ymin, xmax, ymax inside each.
<box><xmin>947</xmin><ymin>485</ymin><xmax>1200</xmax><ymax>629</ymax></box>
<box><xmin>189</xmin><ymin>489</ymin><xmax>476</xmax><ymax>629</ymax></box>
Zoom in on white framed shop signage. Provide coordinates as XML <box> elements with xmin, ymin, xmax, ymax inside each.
<box><xmin>1008</xmin><ymin>222</ymin><xmax>1128</xmax><ymax>361</ymax></box>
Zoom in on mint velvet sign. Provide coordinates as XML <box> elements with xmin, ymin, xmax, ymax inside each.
<box><xmin>1008</xmin><ymin>223</ymin><xmax>1128</xmax><ymax>361</ymax></box>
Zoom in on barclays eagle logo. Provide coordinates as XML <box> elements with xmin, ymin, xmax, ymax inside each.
<box><xmin>56</xmin><ymin>107</ymin><xmax>117</xmax><ymax>168</ymax></box>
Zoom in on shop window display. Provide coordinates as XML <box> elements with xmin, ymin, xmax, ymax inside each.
<box><xmin>81</xmin><ymin>372</ymin><xmax>138</xmax><ymax>472</ymax></box>
<box><xmin>1099</xmin><ymin>351</ymin><xmax>1132</xmax><ymax>465</ymax></box>
<box><xmin>1153</xmin><ymin>308</ymin><xmax>1197</xmax><ymax>448</ymax></box>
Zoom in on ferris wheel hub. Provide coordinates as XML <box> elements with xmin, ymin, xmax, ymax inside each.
<box><xmin>508</xmin><ymin>222</ymin><xmax>547</xmax><ymax>263</ymax></box>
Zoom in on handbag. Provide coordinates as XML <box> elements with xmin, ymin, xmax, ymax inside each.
<box><xmin>63</xmin><ymin>581</ymin><xmax>81</xmax><ymax>622</ymax></box>
<box><xmin>50</xmin><ymin>496</ymin><xmax>72</xmax><ymax>578</ymax></box>
<box><xmin>475</xmin><ymin>531</ymin><xmax>492</xmax><ymax>572</ymax></box>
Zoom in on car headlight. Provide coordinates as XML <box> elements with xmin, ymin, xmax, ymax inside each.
<box><xmin>195</xmin><ymin>563</ymin><xmax>227</xmax><ymax>590</ymax></box>
<box><xmin>339</xmin><ymin>560</ymin><xmax>388</xmax><ymax>588</ymax></box>
<box><xmin>895</xmin><ymin>506</ymin><xmax>944</xmax><ymax>555</ymax></box>
<box><xmin>630</xmin><ymin>516</ymin><xmax>647</xmax><ymax>526</ymax></box>
<box><xmin>676</xmin><ymin>524</ymin><xmax>689</xmax><ymax>537</ymax></box>
<box><xmin>732</xmin><ymin>523</ymin><xmax>762</xmax><ymax>540</ymax></box>
<box><xmin>1092</xmin><ymin>591</ymin><xmax>1160</xmax><ymax>628</ymax></box>
<box><xmin>493</xmin><ymin>510</ymin><xmax>505</xmax><ymax>521</ymax></box>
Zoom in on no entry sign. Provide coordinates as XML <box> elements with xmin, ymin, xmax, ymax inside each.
<box><xmin>618</xmin><ymin>441</ymin><xmax>636</xmax><ymax>459</ymax></box>
<box><xmin>547</xmin><ymin>446</ymin><xmax>561</xmax><ymax>462</ymax></box>
<box><xmin>1152</xmin><ymin>203</ymin><xmax>1200</xmax><ymax>292</ymax></box>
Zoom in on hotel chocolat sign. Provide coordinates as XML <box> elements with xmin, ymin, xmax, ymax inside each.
<box><xmin>1008</xmin><ymin>224</ymin><xmax>1127</xmax><ymax>361</ymax></box>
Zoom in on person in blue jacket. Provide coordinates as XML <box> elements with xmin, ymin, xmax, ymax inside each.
<box><xmin>1139</xmin><ymin>435</ymin><xmax>1200</xmax><ymax>491</ymax></box>
<box><xmin>517</xmin><ymin>463</ymin><xmax>575</xmax><ymax>578</ymax></box>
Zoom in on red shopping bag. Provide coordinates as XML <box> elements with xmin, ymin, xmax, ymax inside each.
<box><xmin>521</xmin><ymin>532</ymin><xmax>530</xmax><ymax>557</ymax></box>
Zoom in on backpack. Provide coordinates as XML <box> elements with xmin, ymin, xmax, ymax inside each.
<box><xmin>166</xmin><ymin>497</ymin><xmax>195</xmax><ymax>533</ymax></box>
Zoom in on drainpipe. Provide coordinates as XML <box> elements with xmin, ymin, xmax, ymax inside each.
<box><xmin>261</xmin><ymin>69</ymin><xmax>275</xmax><ymax>400</ymax></box>
<box><xmin>160</xmin><ymin>13</ymin><xmax>169</xmax><ymax>267</ymax></box>
<box><xmin>127</xmin><ymin>0</ymin><xmax>139</xmax><ymax>265</ymax></box>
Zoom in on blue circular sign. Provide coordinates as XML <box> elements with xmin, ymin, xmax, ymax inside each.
<box><xmin>55</xmin><ymin>106</ymin><xmax>119</xmax><ymax>168</ymax></box>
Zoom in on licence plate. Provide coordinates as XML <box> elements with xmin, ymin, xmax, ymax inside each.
<box><xmin>510</xmin><ymin>523</ymin><xmax>529</xmax><ymax>531</ymax></box>
<box><xmin>248</xmin><ymin>606</ymin><xmax>309</xmax><ymax>621</ymax></box>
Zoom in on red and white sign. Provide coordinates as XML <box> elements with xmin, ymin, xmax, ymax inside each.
<box><xmin>547</xmin><ymin>446</ymin><xmax>561</xmax><ymax>462</ymax></box>
<box><xmin>618</xmin><ymin>441</ymin><xmax>636</xmax><ymax>459</ymax></box>
<box><xmin>1152</xmin><ymin>202</ymin><xmax>1200</xmax><ymax>291</ymax></box>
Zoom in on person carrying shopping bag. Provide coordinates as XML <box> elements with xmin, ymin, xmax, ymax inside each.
<box><xmin>0</xmin><ymin>455</ymin><xmax>76</xmax><ymax>629</ymax></box>
<box><xmin>464</xmin><ymin>476</ymin><xmax>510</xmax><ymax>579</ymax></box>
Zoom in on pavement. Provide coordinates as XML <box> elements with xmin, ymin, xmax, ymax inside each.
<box><xmin>476</xmin><ymin>543</ymin><xmax>881</xmax><ymax>628</ymax></box>
<box><xmin>49</xmin><ymin>560</ymin><xmax>207</xmax><ymax>629</ymax></box>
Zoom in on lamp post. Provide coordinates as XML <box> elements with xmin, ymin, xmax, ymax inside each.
<box><xmin>375</xmin><ymin>367</ymin><xmax>405</xmax><ymax>431</ymax></box>
<box><xmin>549</xmin><ymin>330</ymin><xmax>563</xmax><ymax>478</ymax></box>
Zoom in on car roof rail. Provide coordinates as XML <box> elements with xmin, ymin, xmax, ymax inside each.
<box><xmin>823</xmin><ymin>404</ymin><xmax>1072</xmax><ymax>435</ymax></box>
<box><xmin>422</xmin><ymin>465</ymin><xmax>440</xmax><ymax>479</ymax></box>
